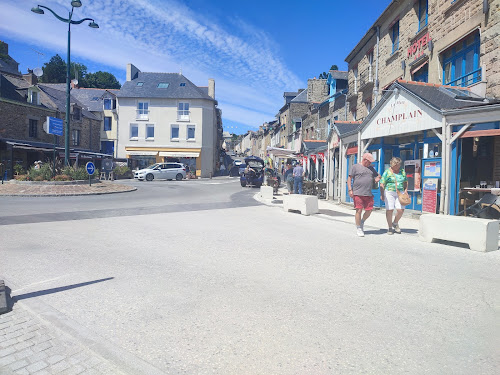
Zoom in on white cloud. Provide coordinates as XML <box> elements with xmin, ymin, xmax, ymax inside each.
<box><xmin>0</xmin><ymin>0</ymin><xmax>303</xmax><ymax>128</ymax></box>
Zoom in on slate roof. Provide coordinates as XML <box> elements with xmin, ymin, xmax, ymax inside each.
<box><xmin>329</xmin><ymin>71</ymin><xmax>348</xmax><ymax>80</ymax></box>
<box><xmin>334</xmin><ymin>121</ymin><xmax>362</xmax><ymax>136</ymax></box>
<box><xmin>70</xmin><ymin>88</ymin><xmax>118</xmax><ymax>112</ymax></box>
<box><xmin>117</xmin><ymin>72</ymin><xmax>214</xmax><ymax>100</ymax></box>
<box><xmin>302</xmin><ymin>140</ymin><xmax>327</xmax><ymax>152</ymax></box>
<box><xmin>0</xmin><ymin>73</ymin><xmax>30</xmax><ymax>101</ymax></box>
<box><xmin>38</xmin><ymin>84</ymin><xmax>99</xmax><ymax>121</ymax></box>
<box><xmin>291</xmin><ymin>89</ymin><xmax>308</xmax><ymax>103</ymax></box>
<box><xmin>0</xmin><ymin>57</ymin><xmax>20</xmax><ymax>76</ymax></box>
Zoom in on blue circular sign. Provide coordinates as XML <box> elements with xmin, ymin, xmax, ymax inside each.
<box><xmin>86</xmin><ymin>162</ymin><xmax>95</xmax><ymax>175</ymax></box>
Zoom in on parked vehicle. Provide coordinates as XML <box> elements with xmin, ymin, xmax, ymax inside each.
<box><xmin>134</xmin><ymin>163</ymin><xmax>186</xmax><ymax>181</ymax></box>
<box><xmin>240</xmin><ymin>156</ymin><xmax>264</xmax><ymax>187</ymax></box>
<box><xmin>238</xmin><ymin>163</ymin><xmax>247</xmax><ymax>176</ymax></box>
<box><xmin>233</xmin><ymin>159</ymin><xmax>243</xmax><ymax>166</ymax></box>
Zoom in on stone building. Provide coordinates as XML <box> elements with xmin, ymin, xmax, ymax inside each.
<box><xmin>345</xmin><ymin>0</ymin><xmax>499</xmax><ymax>123</ymax></box>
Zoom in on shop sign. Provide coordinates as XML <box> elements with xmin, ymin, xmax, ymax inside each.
<box><xmin>318</xmin><ymin>152</ymin><xmax>325</xmax><ymax>162</ymax></box>
<box><xmin>422</xmin><ymin>178</ymin><xmax>438</xmax><ymax>213</ymax></box>
<box><xmin>404</xmin><ymin>160</ymin><xmax>421</xmax><ymax>192</ymax></box>
<box><xmin>311</xmin><ymin>154</ymin><xmax>317</xmax><ymax>163</ymax></box>
<box><xmin>407</xmin><ymin>32</ymin><xmax>431</xmax><ymax>60</ymax></box>
<box><xmin>376</xmin><ymin>108</ymin><xmax>423</xmax><ymax>125</ymax></box>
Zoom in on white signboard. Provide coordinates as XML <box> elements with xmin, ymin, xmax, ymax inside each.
<box><xmin>361</xmin><ymin>91</ymin><xmax>442</xmax><ymax>140</ymax></box>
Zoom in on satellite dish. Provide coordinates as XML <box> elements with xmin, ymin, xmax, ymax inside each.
<box><xmin>71</xmin><ymin>79</ymin><xmax>79</xmax><ymax>86</ymax></box>
<box><xmin>33</xmin><ymin>67</ymin><xmax>43</xmax><ymax>77</ymax></box>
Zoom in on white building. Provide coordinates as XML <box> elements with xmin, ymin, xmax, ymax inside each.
<box><xmin>116</xmin><ymin>64</ymin><xmax>222</xmax><ymax>177</ymax></box>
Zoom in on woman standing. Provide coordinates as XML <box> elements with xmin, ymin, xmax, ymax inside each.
<box><xmin>380</xmin><ymin>157</ymin><xmax>408</xmax><ymax>235</ymax></box>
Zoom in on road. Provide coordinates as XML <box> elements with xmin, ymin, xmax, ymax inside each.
<box><xmin>1</xmin><ymin>178</ymin><xmax>499</xmax><ymax>374</ymax></box>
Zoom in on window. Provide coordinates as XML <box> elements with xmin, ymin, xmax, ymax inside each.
<box><xmin>171</xmin><ymin>125</ymin><xmax>179</xmax><ymax>140</ymax></box>
<box><xmin>101</xmin><ymin>141</ymin><xmax>114</xmax><ymax>155</ymax></box>
<box><xmin>92</xmin><ymin>96</ymin><xmax>99</xmax><ymax>101</ymax></box>
<box><xmin>187</xmin><ymin>125</ymin><xmax>195</xmax><ymax>140</ymax></box>
<box><xmin>103</xmin><ymin>98</ymin><xmax>112</xmax><ymax>110</ymax></box>
<box><xmin>180</xmin><ymin>82</ymin><xmax>186</xmax><ymax>87</ymax></box>
<box><xmin>392</xmin><ymin>20</ymin><xmax>400</xmax><ymax>53</ymax></box>
<box><xmin>28</xmin><ymin>119</ymin><xmax>38</xmax><ymax>138</ymax></box>
<box><xmin>71</xmin><ymin>129</ymin><xmax>80</xmax><ymax>146</ymax></box>
<box><xmin>137</xmin><ymin>102</ymin><xmax>149</xmax><ymax>120</ymax></box>
<box><xmin>418</xmin><ymin>0</ymin><xmax>428</xmax><ymax>31</ymax></box>
<box><xmin>72</xmin><ymin>106</ymin><xmax>81</xmax><ymax>121</ymax></box>
<box><xmin>146</xmin><ymin>124</ymin><xmax>155</xmax><ymax>139</ymax></box>
<box><xmin>130</xmin><ymin>123</ymin><xmax>138</xmax><ymax>139</ymax></box>
<box><xmin>30</xmin><ymin>91</ymin><xmax>38</xmax><ymax>105</ymax></box>
<box><xmin>351</xmin><ymin>107</ymin><xmax>357</xmax><ymax>121</ymax></box>
<box><xmin>365</xmin><ymin>99</ymin><xmax>372</xmax><ymax>114</ymax></box>
<box><xmin>157</xmin><ymin>83</ymin><xmax>169</xmax><ymax>88</ymax></box>
<box><xmin>442</xmin><ymin>31</ymin><xmax>480</xmax><ymax>87</ymax></box>
<box><xmin>353</xmin><ymin>67</ymin><xmax>358</xmax><ymax>93</ymax></box>
<box><xmin>177</xmin><ymin>102</ymin><xmax>190</xmax><ymax>121</ymax></box>
<box><xmin>136</xmin><ymin>82</ymin><xmax>144</xmax><ymax>86</ymax></box>
<box><xmin>367</xmin><ymin>51</ymin><xmax>373</xmax><ymax>81</ymax></box>
<box><xmin>103</xmin><ymin>117</ymin><xmax>112</xmax><ymax>131</ymax></box>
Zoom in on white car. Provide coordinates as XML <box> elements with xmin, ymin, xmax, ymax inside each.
<box><xmin>134</xmin><ymin>163</ymin><xmax>186</xmax><ymax>181</ymax></box>
<box><xmin>233</xmin><ymin>159</ymin><xmax>242</xmax><ymax>166</ymax></box>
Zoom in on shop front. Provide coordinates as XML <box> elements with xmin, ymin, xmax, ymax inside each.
<box><xmin>126</xmin><ymin>147</ymin><xmax>202</xmax><ymax>175</ymax></box>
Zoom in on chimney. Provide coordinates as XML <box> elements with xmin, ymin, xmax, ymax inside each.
<box><xmin>126</xmin><ymin>63</ymin><xmax>140</xmax><ymax>81</ymax></box>
<box><xmin>23</xmin><ymin>71</ymin><xmax>38</xmax><ymax>85</ymax></box>
<box><xmin>0</xmin><ymin>41</ymin><xmax>8</xmax><ymax>55</ymax></box>
<box><xmin>208</xmin><ymin>78</ymin><xmax>215</xmax><ymax>99</ymax></box>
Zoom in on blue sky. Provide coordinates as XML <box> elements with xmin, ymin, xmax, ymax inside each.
<box><xmin>1</xmin><ymin>0</ymin><xmax>391</xmax><ymax>135</ymax></box>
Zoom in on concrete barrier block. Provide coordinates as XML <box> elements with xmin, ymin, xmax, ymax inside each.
<box><xmin>0</xmin><ymin>280</ymin><xmax>8</xmax><ymax>314</ymax></box>
<box><xmin>419</xmin><ymin>214</ymin><xmax>499</xmax><ymax>252</ymax></box>
<box><xmin>283</xmin><ymin>195</ymin><xmax>319</xmax><ymax>216</ymax></box>
<box><xmin>260</xmin><ymin>186</ymin><xmax>274</xmax><ymax>200</ymax></box>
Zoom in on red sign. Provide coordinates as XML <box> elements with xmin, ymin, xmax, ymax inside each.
<box><xmin>311</xmin><ymin>154</ymin><xmax>317</xmax><ymax>163</ymax></box>
<box><xmin>422</xmin><ymin>178</ymin><xmax>438</xmax><ymax>213</ymax></box>
<box><xmin>318</xmin><ymin>152</ymin><xmax>324</xmax><ymax>162</ymax></box>
<box><xmin>302</xmin><ymin>156</ymin><xmax>307</xmax><ymax>166</ymax></box>
<box><xmin>407</xmin><ymin>32</ymin><xmax>431</xmax><ymax>60</ymax></box>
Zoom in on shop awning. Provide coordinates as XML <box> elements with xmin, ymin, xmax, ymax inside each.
<box><xmin>346</xmin><ymin>146</ymin><xmax>358</xmax><ymax>155</ymax></box>
<box><xmin>6</xmin><ymin>141</ymin><xmax>54</xmax><ymax>152</ymax></box>
<box><xmin>457</xmin><ymin>129</ymin><xmax>500</xmax><ymax>138</ymax></box>
<box><xmin>158</xmin><ymin>152</ymin><xmax>200</xmax><ymax>158</ymax></box>
<box><xmin>126</xmin><ymin>151</ymin><xmax>158</xmax><ymax>156</ymax></box>
<box><xmin>266</xmin><ymin>147</ymin><xmax>296</xmax><ymax>157</ymax></box>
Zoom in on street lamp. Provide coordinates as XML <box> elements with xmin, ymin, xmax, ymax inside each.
<box><xmin>31</xmin><ymin>2</ymin><xmax>98</xmax><ymax>166</ymax></box>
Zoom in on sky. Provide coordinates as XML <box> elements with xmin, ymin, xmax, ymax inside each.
<box><xmin>1</xmin><ymin>0</ymin><xmax>392</xmax><ymax>135</ymax></box>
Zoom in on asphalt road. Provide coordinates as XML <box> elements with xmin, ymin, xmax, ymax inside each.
<box><xmin>1</xmin><ymin>178</ymin><xmax>499</xmax><ymax>374</ymax></box>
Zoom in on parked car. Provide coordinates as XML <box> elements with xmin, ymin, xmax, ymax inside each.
<box><xmin>233</xmin><ymin>159</ymin><xmax>243</xmax><ymax>166</ymax></box>
<box><xmin>240</xmin><ymin>156</ymin><xmax>264</xmax><ymax>187</ymax></box>
<box><xmin>134</xmin><ymin>163</ymin><xmax>186</xmax><ymax>181</ymax></box>
<box><xmin>238</xmin><ymin>163</ymin><xmax>247</xmax><ymax>176</ymax></box>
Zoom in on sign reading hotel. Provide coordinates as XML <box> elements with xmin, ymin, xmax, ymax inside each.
<box><xmin>407</xmin><ymin>32</ymin><xmax>431</xmax><ymax>60</ymax></box>
<box><xmin>361</xmin><ymin>91</ymin><xmax>442</xmax><ymax>140</ymax></box>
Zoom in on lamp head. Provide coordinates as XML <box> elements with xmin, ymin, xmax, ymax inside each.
<box><xmin>31</xmin><ymin>6</ymin><xmax>44</xmax><ymax>14</ymax></box>
<box><xmin>71</xmin><ymin>0</ymin><xmax>82</xmax><ymax>7</ymax></box>
<box><xmin>88</xmin><ymin>21</ymin><xmax>99</xmax><ymax>28</ymax></box>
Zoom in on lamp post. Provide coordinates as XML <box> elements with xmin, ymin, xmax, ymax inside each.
<box><xmin>31</xmin><ymin>1</ymin><xmax>98</xmax><ymax>166</ymax></box>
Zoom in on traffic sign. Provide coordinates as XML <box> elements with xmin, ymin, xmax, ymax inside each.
<box><xmin>45</xmin><ymin>116</ymin><xmax>64</xmax><ymax>136</ymax></box>
<box><xmin>86</xmin><ymin>162</ymin><xmax>95</xmax><ymax>175</ymax></box>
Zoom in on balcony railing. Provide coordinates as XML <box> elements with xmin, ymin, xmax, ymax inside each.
<box><xmin>177</xmin><ymin>110</ymin><xmax>190</xmax><ymax>121</ymax></box>
<box><xmin>136</xmin><ymin>109</ymin><xmax>149</xmax><ymax>120</ymax></box>
<box><xmin>445</xmin><ymin>68</ymin><xmax>482</xmax><ymax>88</ymax></box>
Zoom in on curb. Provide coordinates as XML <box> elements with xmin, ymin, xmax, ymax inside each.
<box><xmin>0</xmin><ymin>187</ymin><xmax>137</xmax><ymax>197</ymax></box>
<box><xmin>0</xmin><ymin>280</ymin><xmax>8</xmax><ymax>315</ymax></box>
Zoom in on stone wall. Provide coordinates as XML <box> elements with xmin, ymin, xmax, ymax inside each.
<box><xmin>307</xmin><ymin>78</ymin><xmax>329</xmax><ymax>103</ymax></box>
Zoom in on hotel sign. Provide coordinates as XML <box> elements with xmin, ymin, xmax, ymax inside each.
<box><xmin>407</xmin><ymin>32</ymin><xmax>431</xmax><ymax>60</ymax></box>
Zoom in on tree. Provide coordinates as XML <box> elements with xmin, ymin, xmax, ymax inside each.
<box><xmin>40</xmin><ymin>54</ymin><xmax>66</xmax><ymax>83</ymax></box>
<box><xmin>330</xmin><ymin>64</ymin><xmax>339</xmax><ymax>71</ymax></box>
<box><xmin>84</xmin><ymin>71</ymin><xmax>121</xmax><ymax>89</ymax></box>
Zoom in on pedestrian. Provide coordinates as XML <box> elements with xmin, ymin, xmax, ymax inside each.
<box><xmin>292</xmin><ymin>161</ymin><xmax>305</xmax><ymax>194</ymax></box>
<box><xmin>380</xmin><ymin>157</ymin><xmax>408</xmax><ymax>235</ymax></box>
<box><xmin>347</xmin><ymin>153</ymin><xmax>381</xmax><ymax>237</ymax></box>
<box><xmin>284</xmin><ymin>163</ymin><xmax>294</xmax><ymax>193</ymax></box>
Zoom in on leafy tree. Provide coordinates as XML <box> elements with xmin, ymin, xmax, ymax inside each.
<box><xmin>330</xmin><ymin>64</ymin><xmax>339</xmax><ymax>71</ymax></box>
<box><xmin>40</xmin><ymin>54</ymin><xmax>66</xmax><ymax>83</ymax></box>
<box><xmin>71</xmin><ymin>62</ymin><xmax>88</xmax><ymax>84</ymax></box>
<box><xmin>84</xmin><ymin>71</ymin><xmax>121</xmax><ymax>89</ymax></box>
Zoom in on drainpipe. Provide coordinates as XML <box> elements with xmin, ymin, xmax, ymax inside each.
<box><xmin>337</xmin><ymin>139</ymin><xmax>343</xmax><ymax>203</ymax></box>
<box><xmin>439</xmin><ymin>117</ymin><xmax>446</xmax><ymax>214</ymax></box>
<box><xmin>374</xmin><ymin>26</ymin><xmax>380</xmax><ymax>106</ymax></box>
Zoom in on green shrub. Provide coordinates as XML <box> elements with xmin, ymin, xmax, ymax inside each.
<box><xmin>54</xmin><ymin>174</ymin><xmax>71</xmax><ymax>181</ymax></box>
<box><xmin>113</xmin><ymin>165</ymin><xmax>130</xmax><ymax>176</ymax></box>
<box><xmin>14</xmin><ymin>174</ymin><xmax>29</xmax><ymax>181</ymax></box>
<box><xmin>28</xmin><ymin>164</ymin><xmax>52</xmax><ymax>181</ymax></box>
<box><xmin>14</xmin><ymin>164</ymin><xmax>24</xmax><ymax>175</ymax></box>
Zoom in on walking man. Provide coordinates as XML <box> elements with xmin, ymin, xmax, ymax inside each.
<box><xmin>293</xmin><ymin>161</ymin><xmax>305</xmax><ymax>194</ymax></box>
<box><xmin>347</xmin><ymin>153</ymin><xmax>381</xmax><ymax>237</ymax></box>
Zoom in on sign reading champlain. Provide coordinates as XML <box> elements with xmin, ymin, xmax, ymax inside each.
<box><xmin>361</xmin><ymin>92</ymin><xmax>442</xmax><ymax>140</ymax></box>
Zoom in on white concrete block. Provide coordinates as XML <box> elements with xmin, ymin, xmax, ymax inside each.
<box><xmin>260</xmin><ymin>186</ymin><xmax>274</xmax><ymax>200</ymax></box>
<box><xmin>419</xmin><ymin>214</ymin><xmax>499</xmax><ymax>252</ymax></box>
<box><xmin>283</xmin><ymin>195</ymin><xmax>319</xmax><ymax>216</ymax></box>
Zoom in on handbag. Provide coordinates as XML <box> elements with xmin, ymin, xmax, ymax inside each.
<box><xmin>392</xmin><ymin>171</ymin><xmax>411</xmax><ymax>206</ymax></box>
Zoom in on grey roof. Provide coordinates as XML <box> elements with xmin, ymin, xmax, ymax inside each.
<box><xmin>70</xmin><ymin>88</ymin><xmax>118</xmax><ymax>112</ymax></box>
<box><xmin>0</xmin><ymin>57</ymin><xmax>20</xmax><ymax>76</ymax></box>
<box><xmin>38</xmin><ymin>84</ymin><xmax>99</xmax><ymax>121</ymax></box>
<box><xmin>397</xmin><ymin>81</ymin><xmax>497</xmax><ymax>110</ymax></box>
<box><xmin>117</xmin><ymin>72</ymin><xmax>214</xmax><ymax>100</ymax></box>
<box><xmin>0</xmin><ymin>73</ymin><xmax>30</xmax><ymax>101</ymax></box>
<box><xmin>291</xmin><ymin>88</ymin><xmax>308</xmax><ymax>103</ymax></box>
<box><xmin>302</xmin><ymin>141</ymin><xmax>327</xmax><ymax>152</ymax></box>
<box><xmin>335</xmin><ymin>122</ymin><xmax>361</xmax><ymax>136</ymax></box>
<box><xmin>329</xmin><ymin>71</ymin><xmax>348</xmax><ymax>80</ymax></box>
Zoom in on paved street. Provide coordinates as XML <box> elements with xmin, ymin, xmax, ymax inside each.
<box><xmin>1</xmin><ymin>178</ymin><xmax>500</xmax><ymax>374</ymax></box>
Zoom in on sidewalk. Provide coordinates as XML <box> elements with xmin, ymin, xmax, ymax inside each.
<box><xmin>0</xmin><ymin>181</ymin><xmax>136</xmax><ymax>197</ymax></box>
<box><xmin>255</xmin><ymin>187</ymin><xmax>420</xmax><ymax>236</ymax></box>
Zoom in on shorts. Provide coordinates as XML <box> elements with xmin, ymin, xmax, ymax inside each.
<box><xmin>384</xmin><ymin>190</ymin><xmax>406</xmax><ymax>210</ymax></box>
<box><xmin>353</xmin><ymin>195</ymin><xmax>374</xmax><ymax>211</ymax></box>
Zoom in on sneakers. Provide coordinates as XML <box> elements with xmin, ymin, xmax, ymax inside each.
<box><xmin>392</xmin><ymin>222</ymin><xmax>401</xmax><ymax>234</ymax></box>
<box><xmin>387</xmin><ymin>228</ymin><xmax>394</xmax><ymax>235</ymax></box>
<box><xmin>356</xmin><ymin>227</ymin><xmax>365</xmax><ymax>237</ymax></box>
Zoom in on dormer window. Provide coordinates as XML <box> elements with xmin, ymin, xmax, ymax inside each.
<box><xmin>136</xmin><ymin>82</ymin><xmax>144</xmax><ymax>86</ymax></box>
<box><xmin>157</xmin><ymin>83</ymin><xmax>169</xmax><ymax>88</ymax></box>
<box><xmin>72</xmin><ymin>105</ymin><xmax>82</xmax><ymax>121</ymax></box>
<box><xmin>180</xmin><ymin>83</ymin><xmax>186</xmax><ymax>87</ymax></box>
<box><xmin>103</xmin><ymin>98</ymin><xmax>116</xmax><ymax>110</ymax></box>
<box><xmin>28</xmin><ymin>88</ymin><xmax>40</xmax><ymax>105</ymax></box>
